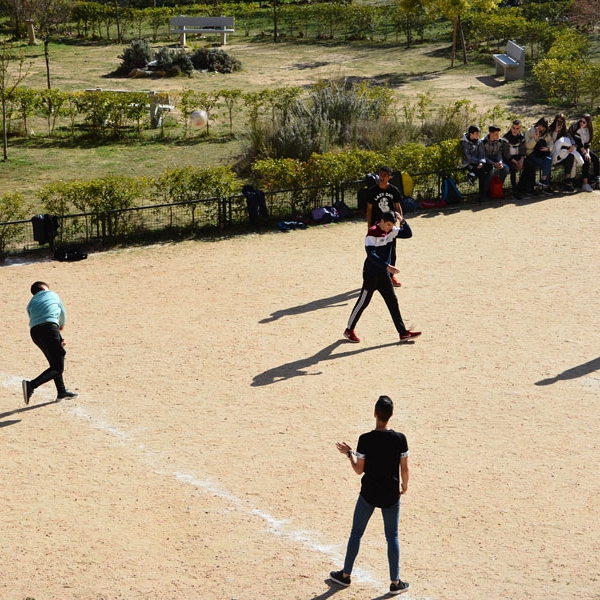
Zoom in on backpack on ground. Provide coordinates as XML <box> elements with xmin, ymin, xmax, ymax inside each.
<box><xmin>54</xmin><ymin>245</ymin><xmax>87</xmax><ymax>262</ymax></box>
<box><xmin>398</xmin><ymin>172</ymin><xmax>419</xmax><ymax>213</ymax></box>
<box><xmin>400</xmin><ymin>197</ymin><xmax>420</xmax><ymax>213</ymax></box>
<box><xmin>332</xmin><ymin>200</ymin><xmax>352</xmax><ymax>220</ymax></box>
<box><xmin>440</xmin><ymin>175</ymin><xmax>463</xmax><ymax>205</ymax></box>
<box><xmin>311</xmin><ymin>206</ymin><xmax>339</xmax><ymax>224</ymax></box>
<box><xmin>489</xmin><ymin>175</ymin><xmax>504</xmax><ymax>199</ymax></box>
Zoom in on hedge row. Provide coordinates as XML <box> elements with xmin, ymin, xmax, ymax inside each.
<box><xmin>6</xmin><ymin>86</ymin><xmax>310</xmax><ymax>138</ymax></box>
<box><xmin>70</xmin><ymin>1</ymin><xmax>435</xmax><ymax>44</ymax></box>
<box><xmin>6</xmin><ymin>85</ymin><xmax>394</xmax><ymax>139</ymax></box>
<box><xmin>1</xmin><ymin>143</ymin><xmax>464</xmax><ymax>254</ymax></box>
<box><xmin>251</xmin><ymin>141</ymin><xmax>462</xmax><ymax>191</ymax></box>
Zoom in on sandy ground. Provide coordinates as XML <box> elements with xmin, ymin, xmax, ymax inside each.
<box><xmin>1</xmin><ymin>192</ymin><xmax>599</xmax><ymax>600</ymax></box>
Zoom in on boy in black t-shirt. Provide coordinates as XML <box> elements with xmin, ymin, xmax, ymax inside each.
<box><xmin>330</xmin><ymin>395</ymin><xmax>410</xmax><ymax>596</ymax></box>
<box><xmin>366</xmin><ymin>166</ymin><xmax>403</xmax><ymax>287</ymax></box>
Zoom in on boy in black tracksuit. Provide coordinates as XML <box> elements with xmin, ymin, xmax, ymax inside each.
<box><xmin>344</xmin><ymin>212</ymin><xmax>421</xmax><ymax>344</ymax></box>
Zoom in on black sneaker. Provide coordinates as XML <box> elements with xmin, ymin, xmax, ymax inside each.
<box><xmin>330</xmin><ymin>570</ymin><xmax>351</xmax><ymax>587</ymax></box>
<box><xmin>467</xmin><ymin>172</ymin><xmax>476</xmax><ymax>185</ymax></box>
<box><xmin>390</xmin><ymin>580</ymin><xmax>410</xmax><ymax>595</ymax></box>
<box><xmin>22</xmin><ymin>380</ymin><xmax>33</xmax><ymax>405</ymax></box>
<box><xmin>57</xmin><ymin>390</ymin><xmax>78</xmax><ymax>400</ymax></box>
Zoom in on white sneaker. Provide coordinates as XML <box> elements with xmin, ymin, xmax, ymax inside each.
<box><xmin>582</xmin><ymin>183</ymin><xmax>593</xmax><ymax>193</ymax></box>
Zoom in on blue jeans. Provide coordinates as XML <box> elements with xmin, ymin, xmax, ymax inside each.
<box><xmin>527</xmin><ymin>153</ymin><xmax>552</xmax><ymax>182</ymax></box>
<box><xmin>343</xmin><ymin>494</ymin><xmax>401</xmax><ymax>581</ymax></box>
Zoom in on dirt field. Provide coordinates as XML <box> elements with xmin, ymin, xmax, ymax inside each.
<box><xmin>1</xmin><ymin>190</ymin><xmax>599</xmax><ymax>600</ymax></box>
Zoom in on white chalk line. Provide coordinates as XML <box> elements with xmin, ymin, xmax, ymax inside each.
<box><xmin>2</xmin><ymin>373</ymin><xmax>418</xmax><ymax>596</ymax></box>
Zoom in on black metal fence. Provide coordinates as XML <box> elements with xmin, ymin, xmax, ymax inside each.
<box><xmin>1</xmin><ymin>173</ymin><xmax>451</xmax><ymax>260</ymax></box>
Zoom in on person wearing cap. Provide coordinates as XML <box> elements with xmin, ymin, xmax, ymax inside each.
<box><xmin>22</xmin><ymin>281</ymin><xmax>78</xmax><ymax>405</ymax></box>
<box><xmin>460</xmin><ymin>125</ymin><xmax>493</xmax><ymax>200</ymax></box>
<box><xmin>483</xmin><ymin>125</ymin><xmax>509</xmax><ymax>194</ymax></box>
<box><xmin>365</xmin><ymin>166</ymin><xmax>403</xmax><ymax>287</ymax></box>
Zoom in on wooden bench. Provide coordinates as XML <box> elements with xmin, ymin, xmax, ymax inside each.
<box><xmin>493</xmin><ymin>40</ymin><xmax>525</xmax><ymax>81</ymax></box>
<box><xmin>170</xmin><ymin>16</ymin><xmax>235</xmax><ymax>46</ymax></box>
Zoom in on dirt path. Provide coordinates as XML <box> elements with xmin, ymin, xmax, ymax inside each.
<box><xmin>2</xmin><ymin>192</ymin><xmax>599</xmax><ymax>600</ymax></box>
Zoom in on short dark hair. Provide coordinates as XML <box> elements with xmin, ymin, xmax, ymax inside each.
<box><xmin>380</xmin><ymin>211</ymin><xmax>397</xmax><ymax>223</ymax></box>
<box><xmin>468</xmin><ymin>125</ymin><xmax>480</xmax><ymax>135</ymax></box>
<box><xmin>375</xmin><ymin>395</ymin><xmax>394</xmax><ymax>422</ymax></box>
<box><xmin>31</xmin><ymin>281</ymin><xmax>48</xmax><ymax>295</ymax></box>
<box><xmin>512</xmin><ymin>119</ymin><xmax>522</xmax><ymax>126</ymax></box>
<box><xmin>378</xmin><ymin>165</ymin><xmax>393</xmax><ymax>175</ymax></box>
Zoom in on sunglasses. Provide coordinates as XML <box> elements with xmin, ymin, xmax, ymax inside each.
<box><xmin>580</xmin><ymin>119</ymin><xmax>587</xmax><ymax>125</ymax></box>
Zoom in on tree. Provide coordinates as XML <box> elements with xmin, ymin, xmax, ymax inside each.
<box><xmin>219</xmin><ymin>88</ymin><xmax>243</xmax><ymax>136</ymax></box>
<box><xmin>395</xmin><ymin>0</ymin><xmax>435</xmax><ymax>48</ymax></box>
<box><xmin>273</xmin><ymin>0</ymin><xmax>279</xmax><ymax>43</ymax></box>
<box><xmin>0</xmin><ymin>39</ymin><xmax>30</xmax><ymax>161</ymax></box>
<box><xmin>0</xmin><ymin>0</ymin><xmax>28</xmax><ymax>38</ymax></box>
<box><xmin>568</xmin><ymin>0</ymin><xmax>600</xmax><ymax>32</ymax></box>
<box><xmin>435</xmin><ymin>0</ymin><xmax>496</xmax><ymax>66</ymax></box>
<box><xmin>27</xmin><ymin>0</ymin><xmax>74</xmax><ymax>89</ymax></box>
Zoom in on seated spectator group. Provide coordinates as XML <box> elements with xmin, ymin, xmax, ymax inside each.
<box><xmin>460</xmin><ymin>114</ymin><xmax>599</xmax><ymax>200</ymax></box>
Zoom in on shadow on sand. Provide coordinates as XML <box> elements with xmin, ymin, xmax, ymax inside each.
<box><xmin>535</xmin><ymin>356</ymin><xmax>600</xmax><ymax>386</ymax></box>
<box><xmin>259</xmin><ymin>289</ymin><xmax>361</xmax><ymax>324</ymax></box>
<box><xmin>252</xmin><ymin>339</ymin><xmax>403</xmax><ymax>387</ymax></box>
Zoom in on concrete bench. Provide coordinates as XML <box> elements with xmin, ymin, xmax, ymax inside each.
<box><xmin>170</xmin><ymin>16</ymin><xmax>234</xmax><ymax>46</ymax></box>
<box><xmin>493</xmin><ymin>40</ymin><xmax>525</xmax><ymax>81</ymax></box>
<box><xmin>148</xmin><ymin>91</ymin><xmax>174</xmax><ymax>128</ymax></box>
<box><xmin>84</xmin><ymin>89</ymin><xmax>174</xmax><ymax>129</ymax></box>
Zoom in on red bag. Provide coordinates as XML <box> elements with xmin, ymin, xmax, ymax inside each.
<box><xmin>489</xmin><ymin>175</ymin><xmax>504</xmax><ymax>199</ymax></box>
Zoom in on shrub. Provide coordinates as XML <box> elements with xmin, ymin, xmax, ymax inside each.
<box><xmin>190</xmin><ymin>48</ymin><xmax>241</xmax><ymax>73</ymax></box>
<box><xmin>533</xmin><ymin>29</ymin><xmax>592</xmax><ymax>105</ymax></box>
<box><xmin>425</xmin><ymin>99</ymin><xmax>479</xmax><ymax>144</ymax></box>
<box><xmin>272</xmin><ymin>99</ymin><xmax>342</xmax><ymax>160</ymax></box>
<box><xmin>153</xmin><ymin>166</ymin><xmax>239</xmax><ymax>204</ymax></box>
<box><xmin>0</xmin><ymin>192</ymin><xmax>27</xmax><ymax>257</ymax></box>
<box><xmin>117</xmin><ymin>39</ymin><xmax>153</xmax><ymax>75</ymax></box>
<box><xmin>154</xmin><ymin>47</ymin><xmax>194</xmax><ymax>77</ymax></box>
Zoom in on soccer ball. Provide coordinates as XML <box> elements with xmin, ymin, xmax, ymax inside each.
<box><xmin>190</xmin><ymin>109</ymin><xmax>208</xmax><ymax>127</ymax></box>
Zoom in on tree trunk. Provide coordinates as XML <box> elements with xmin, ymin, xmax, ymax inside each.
<box><xmin>273</xmin><ymin>0</ymin><xmax>278</xmax><ymax>43</ymax></box>
<box><xmin>458</xmin><ymin>16</ymin><xmax>468</xmax><ymax>65</ymax></box>
<box><xmin>115</xmin><ymin>0</ymin><xmax>122</xmax><ymax>44</ymax></box>
<box><xmin>44</xmin><ymin>39</ymin><xmax>51</xmax><ymax>89</ymax></box>
<box><xmin>2</xmin><ymin>93</ymin><xmax>8</xmax><ymax>161</ymax></box>
<box><xmin>451</xmin><ymin>16</ymin><xmax>457</xmax><ymax>68</ymax></box>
